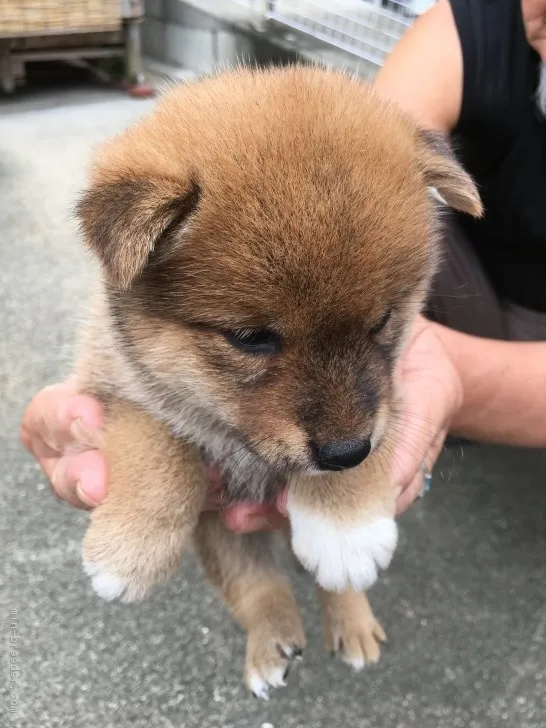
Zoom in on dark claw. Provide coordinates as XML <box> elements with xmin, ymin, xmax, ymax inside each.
<box><xmin>277</xmin><ymin>643</ymin><xmax>304</xmax><ymax>660</ymax></box>
<box><xmin>283</xmin><ymin>664</ymin><xmax>291</xmax><ymax>681</ymax></box>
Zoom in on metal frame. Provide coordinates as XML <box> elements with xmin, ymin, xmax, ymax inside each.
<box><xmin>185</xmin><ymin>0</ymin><xmax>436</xmax><ymax>72</ymax></box>
<box><xmin>0</xmin><ymin>0</ymin><xmax>148</xmax><ymax>94</ymax></box>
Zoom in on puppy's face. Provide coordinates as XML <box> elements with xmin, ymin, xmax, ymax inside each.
<box><xmin>78</xmin><ymin>67</ymin><xmax>481</xmax><ymax>475</ymax></box>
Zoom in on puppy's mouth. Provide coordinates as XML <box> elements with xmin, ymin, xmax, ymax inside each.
<box><xmin>210</xmin><ymin>406</ymin><xmax>388</xmax><ymax>479</ymax></box>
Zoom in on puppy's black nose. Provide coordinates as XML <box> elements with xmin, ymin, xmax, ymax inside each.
<box><xmin>313</xmin><ymin>438</ymin><xmax>371</xmax><ymax>471</ymax></box>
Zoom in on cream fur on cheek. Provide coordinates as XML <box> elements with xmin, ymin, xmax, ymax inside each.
<box><xmin>286</xmin><ymin>493</ymin><xmax>398</xmax><ymax>592</ymax></box>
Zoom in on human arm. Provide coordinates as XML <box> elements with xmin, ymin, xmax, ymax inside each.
<box><xmin>437</xmin><ymin>324</ymin><xmax>546</xmax><ymax>447</ymax></box>
<box><xmin>373</xmin><ymin>0</ymin><xmax>463</xmax><ymax>132</ymax></box>
<box><xmin>391</xmin><ymin>317</ymin><xmax>546</xmax><ymax>512</ymax></box>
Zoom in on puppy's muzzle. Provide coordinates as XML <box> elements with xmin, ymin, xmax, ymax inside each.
<box><xmin>312</xmin><ymin>438</ymin><xmax>371</xmax><ymax>471</ymax></box>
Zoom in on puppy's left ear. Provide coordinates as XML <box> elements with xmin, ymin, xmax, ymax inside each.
<box><xmin>417</xmin><ymin>129</ymin><xmax>483</xmax><ymax>218</ymax></box>
<box><xmin>76</xmin><ymin>177</ymin><xmax>200</xmax><ymax>290</ymax></box>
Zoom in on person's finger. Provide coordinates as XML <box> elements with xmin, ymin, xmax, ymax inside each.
<box><xmin>395</xmin><ymin>469</ymin><xmax>424</xmax><ymax>515</ymax></box>
<box><xmin>390</xmin><ymin>320</ymin><xmax>460</xmax><ymax>492</ymax></box>
<box><xmin>48</xmin><ymin>450</ymin><xmax>108</xmax><ymax>509</ymax></box>
<box><xmin>395</xmin><ymin>429</ymin><xmax>447</xmax><ymax>515</ymax></box>
<box><xmin>204</xmin><ymin>490</ymin><xmax>226</xmax><ymax>511</ymax></box>
<box><xmin>389</xmin><ymin>400</ymin><xmax>441</xmax><ymax>489</ymax></box>
<box><xmin>221</xmin><ymin>502</ymin><xmax>286</xmax><ymax>534</ymax></box>
<box><xmin>276</xmin><ymin>487</ymin><xmax>288</xmax><ymax>516</ymax></box>
<box><xmin>204</xmin><ymin>464</ymin><xmax>223</xmax><ymax>490</ymax></box>
<box><xmin>20</xmin><ymin>382</ymin><xmax>104</xmax><ymax>459</ymax></box>
<box><xmin>203</xmin><ymin>464</ymin><xmax>226</xmax><ymax>510</ymax></box>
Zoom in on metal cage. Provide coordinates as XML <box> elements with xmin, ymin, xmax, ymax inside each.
<box><xmin>183</xmin><ymin>0</ymin><xmax>436</xmax><ymax>73</ymax></box>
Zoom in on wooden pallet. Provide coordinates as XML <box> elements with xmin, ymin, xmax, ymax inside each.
<box><xmin>0</xmin><ymin>1</ymin><xmax>122</xmax><ymax>37</ymax></box>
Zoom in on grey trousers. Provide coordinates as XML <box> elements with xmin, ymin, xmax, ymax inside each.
<box><xmin>426</xmin><ymin>220</ymin><xmax>546</xmax><ymax>342</ymax></box>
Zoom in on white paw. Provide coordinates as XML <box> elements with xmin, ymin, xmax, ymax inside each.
<box><xmin>247</xmin><ymin>666</ymin><xmax>286</xmax><ymax>700</ymax></box>
<box><xmin>83</xmin><ymin>560</ymin><xmax>129</xmax><ymax>602</ymax></box>
<box><xmin>286</xmin><ymin>498</ymin><xmax>398</xmax><ymax>592</ymax></box>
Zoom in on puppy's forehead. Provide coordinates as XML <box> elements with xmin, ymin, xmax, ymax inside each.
<box><xmin>123</xmin><ymin>68</ymin><xmax>435</xmax><ymax>321</ymax></box>
<box><xmin>179</xmin><ymin>176</ymin><xmax>430</xmax><ymax>327</ymax></box>
<box><xmin>180</xmin><ymin>119</ymin><xmax>432</xmax><ymax>320</ymax></box>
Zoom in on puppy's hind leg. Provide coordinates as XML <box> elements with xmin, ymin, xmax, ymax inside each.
<box><xmin>319</xmin><ymin>587</ymin><xmax>387</xmax><ymax>671</ymax></box>
<box><xmin>82</xmin><ymin>399</ymin><xmax>207</xmax><ymax>602</ymax></box>
<box><xmin>194</xmin><ymin>513</ymin><xmax>305</xmax><ymax>699</ymax></box>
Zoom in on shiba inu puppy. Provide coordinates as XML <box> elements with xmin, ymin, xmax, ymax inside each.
<box><xmin>73</xmin><ymin>66</ymin><xmax>481</xmax><ymax>698</ymax></box>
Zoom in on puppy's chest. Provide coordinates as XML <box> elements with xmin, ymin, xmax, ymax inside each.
<box><xmin>199</xmin><ymin>435</ymin><xmax>284</xmax><ymax>504</ymax></box>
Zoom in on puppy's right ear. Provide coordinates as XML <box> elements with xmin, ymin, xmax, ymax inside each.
<box><xmin>76</xmin><ymin>178</ymin><xmax>200</xmax><ymax>290</ymax></box>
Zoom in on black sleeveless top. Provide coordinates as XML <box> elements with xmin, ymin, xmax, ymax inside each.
<box><xmin>449</xmin><ymin>0</ymin><xmax>546</xmax><ymax>311</ymax></box>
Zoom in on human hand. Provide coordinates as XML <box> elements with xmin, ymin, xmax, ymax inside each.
<box><xmin>389</xmin><ymin>316</ymin><xmax>463</xmax><ymax>514</ymax></box>
<box><xmin>20</xmin><ymin>380</ymin><xmax>286</xmax><ymax>530</ymax></box>
<box><xmin>206</xmin><ymin>467</ymin><xmax>288</xmax><ymax>534</ymax></box>
<box><xmin>20</xmin><ymin>379</ymin><xmax>107</xmax><ymax>509</ymax></box>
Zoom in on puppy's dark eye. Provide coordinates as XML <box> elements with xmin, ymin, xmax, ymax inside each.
<box><xmin>224</xmin><ymin>328</ymin><xmax>282</xmax><ymax>355</ymax></box>
<box><xmin>370</xmin><ymin>309</ymin><xmax>391</xmax><ymax>335</ymax></box>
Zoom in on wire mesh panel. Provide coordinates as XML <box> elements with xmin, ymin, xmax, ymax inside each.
<box><xmin>182</xmin><ymin>0</ymin><xmax>435</xmax><ymax>70</ymax></box>
<box><xmin>0</xmin><ymin>0</ymin><xmax>123</xmax><ymax>38</ymax></box>
<box><xmin>263</xmin><ymin>0</ymin><xmax>435</xmax><ymax>67</ymax></box>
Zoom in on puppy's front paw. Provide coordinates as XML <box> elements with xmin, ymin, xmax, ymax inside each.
<box><xmin>245</xmin><ymin>620</ymin><xmax>305</xmax><ymax>700</ymax></box>
<box><xmin>287</xmin><ymin>497</ymin><xmax>398</xmax><ymax>592</ymax></box>
<box><xmin>83</xmin><ymin>560</ymin><xmax>130</xmax><ymax>601</ymax></box>
<box><xmin>82</xmin><ymin>508</ymin><xmax>188</xmax><ymax>603</ymax></box>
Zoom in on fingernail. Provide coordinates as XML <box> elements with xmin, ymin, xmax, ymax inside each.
<box><xmin>76</xmin><ymin>471</ymin><xmax>106</xmax><ymax>507</ymax></box>
<box><xmin>277</xmin><ymin>488</ymin><xmax>288</xmax><ymax>516</ymax></box>
<box><xmin>205</xmin><ymin>494</ymin><xmax>224</xmax><ymax>511</ymax></box>
<box><xmin>244</xmin><ymin>515</ymin><xmax>269</xmax><ymax>532</ymax></box>
<box><xmin>50</xmin><ymin>461</ymin><xmax>64</xmax><ymax>491</ymax></box>
<box><xmin>205</xmin><ymin>464</ymin><xmax>223</xmax><ymax>490</ymax></box>
<box><xmin>70</xmin><ymin>418</ymin><xmax>96</xmax><ymax>446</ymax></box>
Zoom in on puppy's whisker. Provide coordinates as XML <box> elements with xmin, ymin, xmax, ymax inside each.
<box><xmin>387</xmin><ymin>425</ymin><xmax>438</xmax><ymax>445</ymax></box>
<box><xmin>390</xmin><ymin>409</ymin><xmax>440</xmax><ymax>427</ymax></box>
<box><xmin>389</xmin><ymin>415</ymin><xmax>439</xmax><ymax>434</ymax></box>
<box><xmin>383</xmin><ymin>434</ymin><xmax>437</xmax><ymax>459</ymax></box>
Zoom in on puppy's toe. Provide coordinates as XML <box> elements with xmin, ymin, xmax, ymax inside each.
<box><xmin>332</xmin><ymin>619</ymin><xmax>386</xmax><ymax>671</ymax></box>
<box><xmin>247</xmin><ymin>665</ymin><xmax>286</xmax><ymax>701</ymax></box>
<box><xmin>82</xmin><ymin>509</ymin><xmax>188</xmax><ymax>603</ymax></box>
<box><xmin>83</xmin><ymin>558</ymin><xmax>155</xmax><ymax>602</ymax></box>
<box><xmin>83</xmin><ymin>560</ymin><xmax>128</xmax><ymax>601</ymax></box>
<box><xmin>245</xmin><ymin>626</ymin><xmax>305</xmax><ymax>699</ymax></box>
<box><xmin>323</xmin><ymin>594</ymin><xmax>387</xmax><ymax>671</ymax></box>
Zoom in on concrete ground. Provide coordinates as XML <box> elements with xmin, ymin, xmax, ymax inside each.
<box><xmin>1</xmin><ymin>83</ymin><xmax>546</xmax><ymax>728</ymax></box>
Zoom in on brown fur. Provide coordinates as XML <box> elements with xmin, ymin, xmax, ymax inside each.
<box><xmin>83</xmin><ymin>399</ymin><xmax>206</xmax><ymax>602</ymax></box>
<box><xmin>72</xmin><ymin>65</ymin><xmax>481</xmax><ymax>696</ymax></box>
